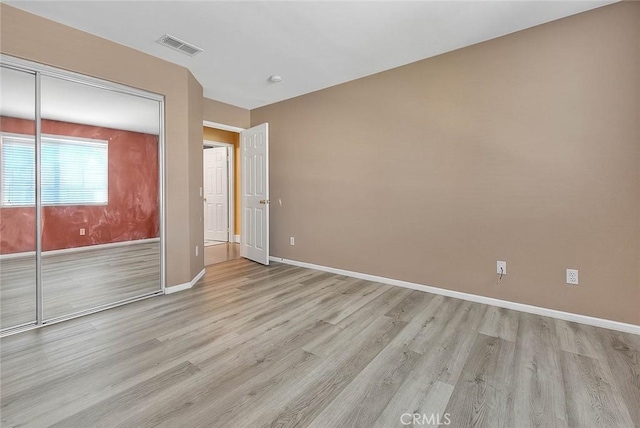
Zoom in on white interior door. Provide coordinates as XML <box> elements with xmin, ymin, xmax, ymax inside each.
<box><xmin>241</xmin><ymin>123</ymin><xmax>269</xmax><ymax>265</ymax></box>
<box><xmin>204</xmin><ymin>147</ymin><xmax>228</xmax><ymax>242</ymax></box>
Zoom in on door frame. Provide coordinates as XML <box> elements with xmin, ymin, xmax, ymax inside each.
<box><xmin>203</xmin><ymin>120</ymin><xmax>245</xmax><ymax>134</ymax></box>
<box><xmin>203</xmin><ymin>120</ymin><xmax>245</xmax><ymax>243</ymax></box>
<box><xmin>203</xmin><ymin>140</ymin><xmax>235</xmax><ymax>243</ymax></box>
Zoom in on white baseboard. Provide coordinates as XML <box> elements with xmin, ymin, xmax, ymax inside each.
<box><xmin>165</xmin><ymin>268</ymin><xmax>206</xmax><ymax>295</ymax></box>
<box><xmin>0</xmin><ymin>237</ymin><xmax>160</xmax><ymax>260</ymax></box>
<box><xmin>270</xmin><ymin>256</ymin><xmax>640</xmax><ymax>336</ymax></box>
<box><xmin>234</xmin><ymin>235</ymin><xmax>241</xmax><ymax>243</ymax></box>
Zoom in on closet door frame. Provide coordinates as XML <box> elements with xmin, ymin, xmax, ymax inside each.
<box><xmin>0</xmin><ymin>54</ymin><xmax>166</xmax><ymax>336</ymax></box>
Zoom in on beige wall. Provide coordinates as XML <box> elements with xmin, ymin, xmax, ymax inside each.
<box><xmin>252</xmin><ymin>2</ymin><xmax>640</xmax><ymax>324</ymax></box>
<box><xmin>3</xmin><ymin>3</ymin><xmax>638</xmax><ymax>324</ymax></box>
<box><xmin>0</xmin><ymin>4</ymin><xmax>206</xmax><ymax>286</ymax></box>
<box><xmin>203</xmin><ymin>127</ymin><xmax>241</xmax><ymax>235</ymax></box>
<box><xmin>204</xmin><ymin>97</ymin><xmax>250</xmax><ymax>129</ymax></box>
<box><xmin>189</xmin><ymin>73</ymin><xmax>205</xmax><ymax>279</ymax></box>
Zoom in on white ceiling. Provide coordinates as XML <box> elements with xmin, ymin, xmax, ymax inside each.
<box><xmin>1</xmin><ymin>66</ymin><xmax>161</xmax><ymax>135</ymax></box>
<box><xmin>6</xmin><ymin>1</ymin><xmax>616</xmax><ymax>110</ymax></box>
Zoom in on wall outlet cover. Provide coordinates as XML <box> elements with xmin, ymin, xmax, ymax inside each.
<box><xmin>290</xmin><ymin>237</ymin><xmax>295</xmax><ymax>246</ymax></box>
<box><xmin>497</xmin><ymin>260</ymin><xmax>507</xmax><ymax>275</ymax></box>
<box><xmin>567</xmin><ymin>269</ymin><xmax>579</xmax><ymax>285</ymax></box>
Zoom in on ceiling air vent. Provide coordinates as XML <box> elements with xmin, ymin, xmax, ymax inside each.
<box><xmin>156</xmin><ymin>34</ymin><xmax>203</xmax><ymax>57</ymax></box>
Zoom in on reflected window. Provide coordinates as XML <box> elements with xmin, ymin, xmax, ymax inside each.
<box><xmin>1</xmin><ymin>133</ymin><xmax>108</xmax><ymax>206</ymax></box>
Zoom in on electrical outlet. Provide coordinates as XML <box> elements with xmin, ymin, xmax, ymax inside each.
<box><xmin>290</xmin><ymin>237</ymin><xmax>295</xmax><ymax>246</ymax></box>
<box><xmin>195</xmin><ymin>245</ymin><xmax>199</xmax><ymax>257</ymax></box>
<box><xmin>497</xmin><ymin>261</ymin><xmax>507</xmax><ymax>275</ymax></box>
<box><xmin>566</xmin><ymin>269</ymin><xmax>579</xmax><ymax>285</ymax></box>
<box><xmin>79</xmin><ymin>228</ymin><xmax>85</xmax><ymax>236</ymax></box>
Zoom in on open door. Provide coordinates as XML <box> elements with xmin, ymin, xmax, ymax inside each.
<box><xmin>204</xmin><ymin>147</ymin><xmax>229</xmax><ymax>242</ymax></box>
<box><xmin>240</xmin><ymin>123</ymin><xmax>269</xmax><ymax>265</ymax></box>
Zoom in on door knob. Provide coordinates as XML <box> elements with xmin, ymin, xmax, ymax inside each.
<box><xmin>259</xmin><ymin>199</ymin><xmax>271</xmax><ymax>205</ymax></box>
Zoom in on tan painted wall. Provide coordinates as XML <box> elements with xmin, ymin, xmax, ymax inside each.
<box><xmin>203</xmin><ymin>127</ymin><xmax>241</xmax><ymax>235</ymax></box>
<box><xmin>252</xmin><ymin>2</ymin><xmax>640</xmax><ymax>324</ymax></box>
<box><xmin>0</xmin><ymin>4</ymin><xmax>204</xmax><ymax>286</ymax></box>
<box><xmin>203</xmin><ymin>97</ymin><xmax>250</xmax><ymax>129</ymax></box>
<box><xmin>189</xmin><ymin>73</ymin><xmax>204</xmax><ymax>279</ymax></box>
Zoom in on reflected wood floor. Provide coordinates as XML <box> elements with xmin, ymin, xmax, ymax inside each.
<box><xmin>0</xmin><ymin>242</ymin><xmax>160</xmax><ymax>329</ymax></box>
<box><xmin>1</xmin><ymin>258</ymin><xmax>638</xmax><ymax>427</ymax></box>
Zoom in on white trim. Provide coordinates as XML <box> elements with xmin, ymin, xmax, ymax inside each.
<box><xmin>270</xmin><ymin>256</ymin><xmax>640</xmax><ymax>336</ymax></box>
<box><xmin>234</xmin><ymin>234</ymin><xmax>241</xmax><ymax>243</ymax></box>
<box><xmin>203</xmin><ymin>139</ymin><xmax>233</xmax><ymax>148</ymax></box>
<box><xmin>203</xmin><ymin>120</ymin><xmax>245</xmax><ymax>133</ymax></box>
<box><xmin>163</xmin><ymin>281</ymin><xmax>192</xmax><ymax>295</ymax></box>
<box><xmin>228</xmin><ymin>147</ymin><xmax>235</xmax><ymax>244</ymax></box>
<box><xmin>0</xmin><ymin>238</ymin><xmax>160</xmax><ymax>260</ymax></box>
<box><xmin>164</xmin><ymin>268</ymin><xmax>205</xmax><ymax>295</ymax></box>
<box><xmin>159</xmin><ymin>95</ymin><xmax>166</xmax><ymax>294</ymax></box>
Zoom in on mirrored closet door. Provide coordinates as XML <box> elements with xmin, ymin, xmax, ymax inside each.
<box><xmin>0</xmin><ymin>56</ymin><xmax>164</xmax><ymax>333</ymax></box>
<box><xmin>0</xmin><ymin>66</ymin><xmax>37</xmax><ymax>330</ymax></box>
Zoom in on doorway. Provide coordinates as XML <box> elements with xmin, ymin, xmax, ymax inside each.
<box><xmin>203</xmin><ymin>141</ymin><xmax>234</xmax><ymax>246</ymax></box>
<box><xmin>202</xmin><ymin>121</ymin><xmax>269</xmax><ymax>266</ymax></box>
<box><xmin>202</xmin><ymin>124</ymin><xmax>241</xmax><ymax>266</ymax></box>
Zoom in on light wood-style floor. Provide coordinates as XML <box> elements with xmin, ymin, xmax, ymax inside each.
<box><xmin>0</xmin><ymin>242</ymin><xmax>160</xmax><ymax>330</ymax></box>
<box><xmin>1</xmin><ymin>258</ymin><xmax>638</xmax><ymax>427</ymax></box>
<box><xmin>204</xmin><ymin>242</ymin><xmax>241</xmax><ymax>266</ymax></box>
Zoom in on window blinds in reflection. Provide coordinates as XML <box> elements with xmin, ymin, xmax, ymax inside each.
<box><xmin>1</xmin><ymin>134</ymin><xmax>108</xmax><ymax>206</ymax></box>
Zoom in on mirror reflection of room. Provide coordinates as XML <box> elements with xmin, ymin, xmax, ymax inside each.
<box><xmin>0</xmin><ymin>67</ymin><xmax>162</xmax><ymax>329</ymax></box>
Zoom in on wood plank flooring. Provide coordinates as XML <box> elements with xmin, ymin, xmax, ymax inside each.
<box><xmin>204</xmin><ymin>243</ymin><xmax>241</xmax><ymax>266</ymax></box>
<box><xmin>1</xmin><ymin>258</ymin><xmax>638</xmax><ymax>427</ymax></box>
<box><xmin>0</xmin><ymin>242</ymin><xmax>160</xmax><ymax>329</ymax></box>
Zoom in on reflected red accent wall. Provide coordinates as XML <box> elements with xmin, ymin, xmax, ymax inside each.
<box><xmin>0</xmin><ymin>116</ymin><xmax>159</xmax><ymax>254</ymax></box>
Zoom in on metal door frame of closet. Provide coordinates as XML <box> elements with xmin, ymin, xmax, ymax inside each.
<box><xmin>0</xmin><ymin>54</ymin><xmax>166</xmax><ymax>336</ymax></box>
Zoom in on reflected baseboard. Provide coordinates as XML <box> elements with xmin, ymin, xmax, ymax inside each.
<box><xmin>0</xmin><ymin>237</ymin><xmax>160</xmax><ymax>261</ymax></box>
